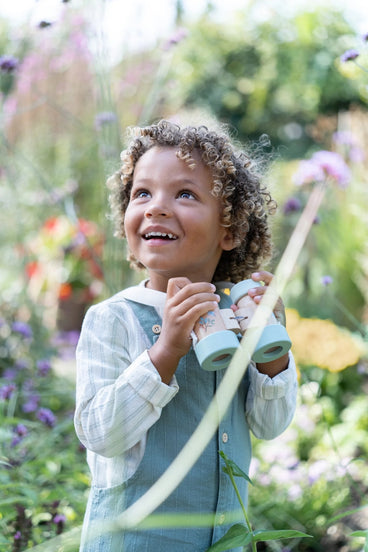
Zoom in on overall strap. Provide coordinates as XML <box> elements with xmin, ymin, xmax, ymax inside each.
<box><xmin>125</xmin><ymin>299</ymin><xmax>162</xmax><ymax>346</ymax></box>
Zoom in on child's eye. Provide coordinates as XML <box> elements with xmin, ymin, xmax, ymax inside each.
<box><xmin>178</xmin><ymin>190</ymin><xmax>195</xmax><ymax>200</ymax></box>
<box><xmin>132</xmin><ymin>189</ymin><xmax>150</xmax><ymax>199</ymax></box>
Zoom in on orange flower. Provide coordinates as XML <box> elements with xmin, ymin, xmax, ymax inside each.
<box><xmin>25</xmin><ymin>261</ymin><xmax>40</xmax><ymax>279</ymax></box>
<box><xmin>58</xmin><ymin>282</ymin><xmax>73</xmax><ymax>300</ymax></box>
<box><xmin>43</xmin><ymin>217</ymin><xmax>59</xmax><ymax>233</ymax></box>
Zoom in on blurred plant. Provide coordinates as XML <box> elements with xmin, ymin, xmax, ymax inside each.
<box><xmin>249</xmin><ymin>356</ymin><xmax>368</xmax><ymax>551</ymax></box>
<box><xmin>0</xmin><ymin>305</ymin><xmax>88</xmax><ymax>550</ymax></box>
<box><xmin>286</xmin><ymin>308</ymin><xmax>366</xmax><ymax>373</ymax></box>
<box><xmin>276</xmin><ymin>137</ymin><xmax>367</xmax><ymax>329</ymax></box>
<box><xmin>24</xmin><ymin>214</ymin><xmax>105</xmax><ymax>322</ymax></box>
<box><xmin>339</xmin><ymin>32</ymin><xmax>368</xmax><ymax>75</ymax></box>
<box><xmin>165</xmin><ymin>7</ymin><xmax>366</xmax><ymax>158</ymax></box>
<box><xmin>206</xmin><ymin>451</ymin><xmax>312</xmax><ymax>551</ymax></box>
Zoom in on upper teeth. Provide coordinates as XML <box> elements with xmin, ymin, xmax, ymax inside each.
<box><xmin>145</xmin><ymin>231</ymin><xmax>177</xmax><ymax>239</ymax></box>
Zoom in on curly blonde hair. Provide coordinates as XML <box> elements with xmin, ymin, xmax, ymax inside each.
<box><xmin>107</xmin><ymin>119</ymin><xmax>276</xmax><ymax>283</ymax></box>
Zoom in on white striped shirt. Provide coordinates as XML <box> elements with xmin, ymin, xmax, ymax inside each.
<box><xmin>74</xmin><ymin>280</ymin><xmax>298</xmax><ymax>488</ymax></box>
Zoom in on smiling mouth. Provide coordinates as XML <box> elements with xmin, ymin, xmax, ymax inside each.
<box><xmin>143</xmin><ymin>231</ymin><xmax>178</xmax><ymax>240</ymax></box>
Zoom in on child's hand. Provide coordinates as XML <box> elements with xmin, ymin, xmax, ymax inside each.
<box><xmin>148</xmin><ymin>277</ymin><xmax>220</xmax><ymax>383</ymax></box>
<box><xmin>246</xmin><ymin>271</ymin><xmax>286</xmax><ymax>327</ymax></box>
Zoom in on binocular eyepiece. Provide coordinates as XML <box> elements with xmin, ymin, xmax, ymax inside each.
<box><xmin>193</xmin><ymin>280</ymin><xmax>292</xmax><ymax>371</ymax></box>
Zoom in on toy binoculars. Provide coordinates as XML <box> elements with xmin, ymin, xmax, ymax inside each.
<box><xmin>193</xmin><ymin>279</ymin><xmax>292</xmax><ymax>371</ymax></box>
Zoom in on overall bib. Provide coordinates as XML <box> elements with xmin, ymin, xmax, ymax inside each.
<box><xmin>80</xmin><ymin>293</ymin><xmax>251</xmax><ymax>551</ymax></box>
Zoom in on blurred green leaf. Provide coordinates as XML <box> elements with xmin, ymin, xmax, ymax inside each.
<box><xmin>219</xmin><ymin>450</ymin><xmax>253</xmax><ymax>484</ymax></box>
<box><xmin>252</xmin><ymin>529</ymin><xmax>313</xmax><ymax>541</ymax></box>
<box><xmin>206</xmin><ymin>523</ymin><xmax>251</xmax><ymax>551</ymax></box>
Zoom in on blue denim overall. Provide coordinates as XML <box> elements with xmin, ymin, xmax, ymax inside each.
<box><xmin>80</xmin><ymin>293</ymin><xmax>251</xmax><ymax>551</ymax></box>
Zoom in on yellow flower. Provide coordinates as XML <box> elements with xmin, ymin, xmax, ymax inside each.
<box><xmin>286</xmin><ymin>308</ymin><xmax>366</xmax><ymax>372</ymax></box>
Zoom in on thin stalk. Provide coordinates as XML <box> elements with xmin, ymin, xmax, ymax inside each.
<box><xmin>330</xmin><ymin>294</ymin><xmax>367</xmax><ymax>337</ymax></box>
<box><xmin>226</xmin><ymin>469</ymin><xmax>256</xmax><ymax>552</ymax></box>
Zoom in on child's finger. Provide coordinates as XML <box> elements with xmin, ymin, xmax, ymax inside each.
<box><xmin>175</xmin><ymin>291</ymin><xmax>220</xmax><ymax>319</ymax></box>
<box><xmin>166</xmin><ymin>277</ymin><xmax>192</xmax><ymax>298</ymax></box>
<box><xmin>167</xmin><ymin>279</ymin><xmax>217</xmax><ymax>305</ymax></box>
<box><xmin>251</xmin><ymin>270</ymin><xmax>273</xmax><ymax>285</ymax></box>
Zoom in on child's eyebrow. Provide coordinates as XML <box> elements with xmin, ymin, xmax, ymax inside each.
<box><xmin>132</xmin><ymin>177</ymin><xmax>200</xmax><ymax>188</ymax></box>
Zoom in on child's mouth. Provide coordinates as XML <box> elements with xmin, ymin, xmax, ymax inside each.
<box><xmin>143</xmin><ymin>232</ymin><xmax>178</xmax><ymax>241</ymax></box>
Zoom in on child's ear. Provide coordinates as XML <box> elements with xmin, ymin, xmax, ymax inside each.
<box><xmin>221</xmin><ymin>230</ymin><xmax>237</xmax><ymax>251</ymax></box>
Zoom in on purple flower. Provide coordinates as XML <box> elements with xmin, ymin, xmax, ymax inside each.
<box><xmin>163</xmin><ymin>28</ymin><xmax>188</xmax><ymax>50</ymax></box>
<box><xmin>94</xmin><ymin>111</ymin><xmax>117</xmax><ymax>130</ymax></box>
<box><xmin>3</xmin><ymin>368</ymin><xmax>17</xmax><ymax>380</ymax></box>
<box><xmin>22</xmin><ymin>394</ymin><xmax>40</xmax><ymax>413</ymax></box>
<box><xmin>0</xmin><ymin>383</ymin><xmax>16</xmax><ymax>400</ymax></box>
<box><xmin>53</xmin><ymin>513</ymin><xmax>66</xmax><ymax>535</ymax></box>
<box><xmin>293</xmin><ymin>151</ymin><xmax>350</xmax><ymax>188</ymax></box>
<box><xmin>332</xmin><ymin>130</ymin><xmax>355</xmax><ymax>147</ymax></box>
<box><xmin>363</xmin><ymin>32</ymin><xmax>368</xmax><ymax>42</ymax></box>
<box><xmin>14</xmin><ymin>531</ymin><xmax>21</xmax><ymax>540</ymax></box>
<box><xmin>11</xmin><ymin>423</ymin><xmax>28</xmax><ymax>447</ymax></box>
<box><xmin>283</xmin><ymin>196</ymin><xmax>302</xmax><ymax>215</ymax></box>
<box><xmin>12</xmin><ymin>321</ymin><xmax>33</xmax><ymax>339</ymax></box>
<box><xmin>308</xmin><ymin>459</ymin><xmax>329</xmax><ymax>484</ymax></box>
<box><xmin>37</xmin><ymin>358</ymin><xmax>52</xmax><ymax>376</ymax></box>
<box><xmin>37</xmin><ymin>407</ymin><xmax>56</xmax><ymax>427</ymax></box>
<box><xmin>15</xmin><ymin>423</ymin><xmax>28</xmax><ymax>436</ymax></box>
<box><xmin>53</xmin><ymin>514</ymin><xmax>66</xmax><ymax>524</ymax></box>
<box><xmin>0</xmin><ymin>55</ymin><xmax>19</xmax><ymax>73</ymax></box>
<box><xmin>312</xmin><ymin>151</ymin><xmax>351</xmax><ymax>187</ymax></box>
<box><xmin>321</xmin><ymin>275</ymin><xmax>333</xmax><ymax>286</ymax></box>
<box><xmin>293</xmin><ymin>159</ymin><xmax>325</xmax><ymax>186</ymax></box>
<box><xmin>332</xmin><ymin>131</ymin><xmax>365</xmax><ymax>162</ymax></box>
<box><xmin>52</xmin><ymin>330</ymin><xmax>80</xmax><ymax>359</ymax></box>
<box><xmin>340</xmin><ymin>49</ymin><xmax>360</xmax><ymax>62</ymax></box>
<box><xmin>349</xmin><ymin>146</ymin><xmax>365</xmax><ymax>163</ymax></box>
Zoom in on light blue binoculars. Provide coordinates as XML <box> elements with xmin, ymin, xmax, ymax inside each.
<box><xmin>193</xmin><ymin>279</ymin><xmax>292</xmax><ymax>371</ymax></box>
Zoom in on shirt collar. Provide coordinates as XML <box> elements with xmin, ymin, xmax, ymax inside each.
<box><xmin>121</xmin><ymin>279</ymin><xmax>167</xmax><ymax>308</ymax></box>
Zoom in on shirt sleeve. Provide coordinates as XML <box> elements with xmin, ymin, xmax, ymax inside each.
<box><xmin>74</xmin><ymin>302</ymin><xmax>179</xmax><ymax>458</ymax></box>
<box><xmin>245</xmin><ymin>352</ymin><xmax>298</xmax><ymax>440</ymax></box>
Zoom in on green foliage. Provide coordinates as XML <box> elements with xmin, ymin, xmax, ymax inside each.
<box><xmin>0</xmin><ymin>306</ymin><xmax>89</xmax><ymax>550</ymax></box>
<box><xmin>249</xmin><ymin>360</ymin><xmax>368</xmax><ymax>551</ymax></box>
<box><xmin>166</xmin><ymin>7</ymin><xmax>364</xmax><ymax>157</ymax></box>
<box><xmin>207</xmin><ymin>451</ymin><xmax>312</xmax><ymax>551</ymax></box>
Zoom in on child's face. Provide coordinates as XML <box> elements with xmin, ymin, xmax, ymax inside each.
<box><xmin>124</xmin><ymin>146</ymin><xmax>235</xmax><ymax>291</ymax></box>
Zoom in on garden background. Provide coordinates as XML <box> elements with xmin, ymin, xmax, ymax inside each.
<box><xmin>1</xmin><ymin>0</ymin><xmax>368</xmax><ymax>550</ymax></box>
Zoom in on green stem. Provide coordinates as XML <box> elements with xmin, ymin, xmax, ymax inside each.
<box><xmin>227</xmin><ymin>470</ymin><xmax>257</xmax><ymax>552</ymax></box>
<box><xmin>330</xmin><ymin>293</ymin><xmax>367</xmax><ymax>338</ymax></box>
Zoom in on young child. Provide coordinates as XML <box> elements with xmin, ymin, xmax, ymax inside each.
<box><xmin>74</xmin><ymin>119</ymin><xmax>298</xmax><ymax>551</ymax></box>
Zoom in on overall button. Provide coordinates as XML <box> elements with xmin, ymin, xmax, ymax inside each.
<box><xmin>222</xmin><ymin>432</ymin><xmax>228</xmax><ymax>443</ymax></box>
<box><xmin>152</xmin><ymin>324</ymin><xmax>161</xmax><ymax>334</ymax></box>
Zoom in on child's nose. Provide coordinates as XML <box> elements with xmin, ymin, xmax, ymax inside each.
<box><xmin>144</xmin><ymin>200</ymin><xmax>171</xmax><ymax>218</ymax></box>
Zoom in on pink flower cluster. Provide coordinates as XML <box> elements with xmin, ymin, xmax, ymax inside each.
<box><xmin>293</xmin><ymin>150</ymin><xmax>351</xmax><ymax>189</ymax></box>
